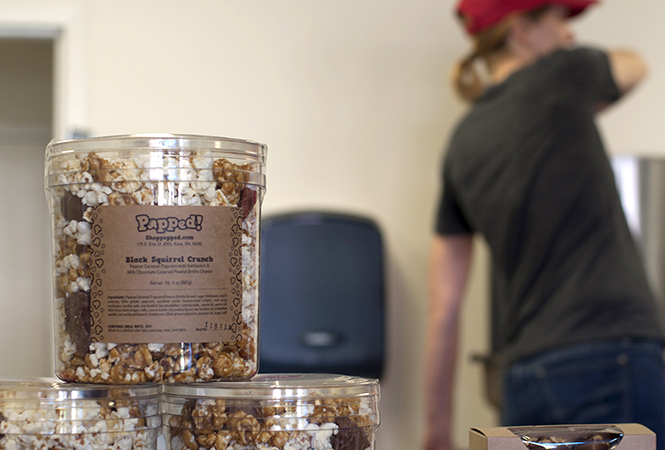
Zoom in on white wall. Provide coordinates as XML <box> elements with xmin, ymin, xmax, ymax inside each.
<box><xmin>0</xmin><ymin>0</ymin><xmax>663</xmax><ymax>448</ymax></box>
<box><xmin>580</xmin><ymin>1</ymin><xmax>665</xmax><ymax>156</ymax></box>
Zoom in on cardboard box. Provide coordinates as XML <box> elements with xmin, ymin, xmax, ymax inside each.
<box><xmin>470</xmin><ymin>424</ymin><xmax>655</xmax><ymax>450</ymax></box>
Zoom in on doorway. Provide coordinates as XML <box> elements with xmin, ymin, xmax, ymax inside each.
<box><xmin>0</xmin><ymin>38</ymin><xmax>54</xmax><ymax>376</ymax></box>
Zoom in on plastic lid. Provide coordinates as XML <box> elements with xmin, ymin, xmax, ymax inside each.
<box><xmin>510</xmin><ymin>425</ymin><xmax>624</xmax><ymax>450</ymax></box>
<box><xmin>162</xmin><ymin>373</ymin><xmax>379</xmax><ymax>400</ymax></box>
<box><xmin>44</xmin><ymin>133</ymin><xmax>267</xmax><ymax>189</ymax></box>
<box><xmin>45</xmin><ymin>133</ymin><xmax>267</xmax><ymax>161</ymax></box>
<box><xmin>0</xmin><ymin>377</ymin><xmax>160</xmax><ymax>400</ymax></box>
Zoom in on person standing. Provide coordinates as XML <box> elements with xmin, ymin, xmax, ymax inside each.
<box><xmin>425</xmin><ymin>1</ymin><xmax>665</xmax><ymax>450</ymax></box>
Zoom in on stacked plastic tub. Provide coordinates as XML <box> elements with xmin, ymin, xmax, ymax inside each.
<box><xmin>44</xmin><ymin>134</ymin><xmax>266</xmax><ymax>385</ymax></box>
<box><xmin>0</xmin><ymin>134</ymin><xmax>383</xmax><ymax>450</ymax></box>
<box><xmin>162</xmin><ymin>374</ymin><xmax>380</xmax><ymax>450</ymax></box>
<box><xmin>0</xmin><ymin>380</ymin><xmax>161</xmax><ymax>450</ymax></box>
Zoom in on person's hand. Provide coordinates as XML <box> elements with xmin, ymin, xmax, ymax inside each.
<box><xmin>423</xmin><ymin>429</ymin><xmax>455</xmax><ymax>450</ymax></box>
<box><xmin>423</xmin><ymin>439</ymin><xmax>456</xmax><ymax>450</ymax></box>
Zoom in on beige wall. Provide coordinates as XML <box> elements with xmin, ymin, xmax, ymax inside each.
<box><xmin>80</xmin><ymin>2</ymin><xmax>485</xmax><ymax>447</ymax></box>
<box><xmin>0</xmin><ymin>0</ymin><xmax>663</xmax><ymax>448</ymax></box>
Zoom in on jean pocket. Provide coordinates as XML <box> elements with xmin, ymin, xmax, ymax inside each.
<box><xmin>535</xmin><ymin>353</ymin><xmax>629</xmax><ymax>423</ymax></box>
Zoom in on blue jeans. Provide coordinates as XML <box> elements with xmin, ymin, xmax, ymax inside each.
<box><xmin>502</xmin><ymin>339</ymin><xmax>665</xmax><ymax>450</ymax></box>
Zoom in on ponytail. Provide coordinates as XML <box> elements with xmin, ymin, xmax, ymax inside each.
<box><xmin>451</xmin><ymin>17</ymin><xmax>514</xmax><ymax>102</ymax></box>
<box><xmin>452</xmin><ymin>53</ymin><xmax>484</xmax><ymax>102</ymax></box>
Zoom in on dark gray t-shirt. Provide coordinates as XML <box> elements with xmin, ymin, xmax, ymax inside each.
<box><xmin>436</xmin><ymin>47</ymin><xmax>664</xmax><ymax>364</ymax></box>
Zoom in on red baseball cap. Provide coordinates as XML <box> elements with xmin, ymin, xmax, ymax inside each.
<box><xmin>456</xmin><ymin>0</ymin><xmax>598</xmax><ymax>35</ymax></box>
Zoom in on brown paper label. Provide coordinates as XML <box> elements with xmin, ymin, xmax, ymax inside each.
<box><xmin>88</xmin><ymin>205</ymin><xmax>243</xmax><ymax>344</ymax></box>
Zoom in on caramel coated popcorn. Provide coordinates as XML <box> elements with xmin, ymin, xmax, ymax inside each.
<box><xmin>167</xmin><ymin>397</ymin><xmax>375</xmax><ymax>450</ymax></box>
<box><xmin>48</xmin><ymin>151</ymin><xmax>260</xmax><ymax>384</ymax></box>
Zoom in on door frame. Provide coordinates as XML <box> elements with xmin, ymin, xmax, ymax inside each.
<box><xmin>0</xmin><ymin>4</ymin><xmax>89</xmax><ymax>139</ymax></box>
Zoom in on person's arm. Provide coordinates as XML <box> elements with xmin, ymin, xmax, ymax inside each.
<box><xmin>607</xmin><ymin>49</ymin><xmax>647</xmax><ymax>96</ymax></box>
<box><xmin>423</xmin><ymin>234</ymin><xmax>473</xmax><ymax>450</ymax></box>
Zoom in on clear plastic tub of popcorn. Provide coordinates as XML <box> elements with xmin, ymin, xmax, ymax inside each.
<box><xmin>0</xmin><ymin>377</ymin><xmax>161</xmax><ymax>450</ymax></box>
<box><xmin>162</xmin><ymin>374</ymin><xmax>380</xmax><ymax>450</ymax></box>
<box><xmin>44</xmin><ymin>134</ymin><xmax>266</xmax><ymax>384</ymax></box>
